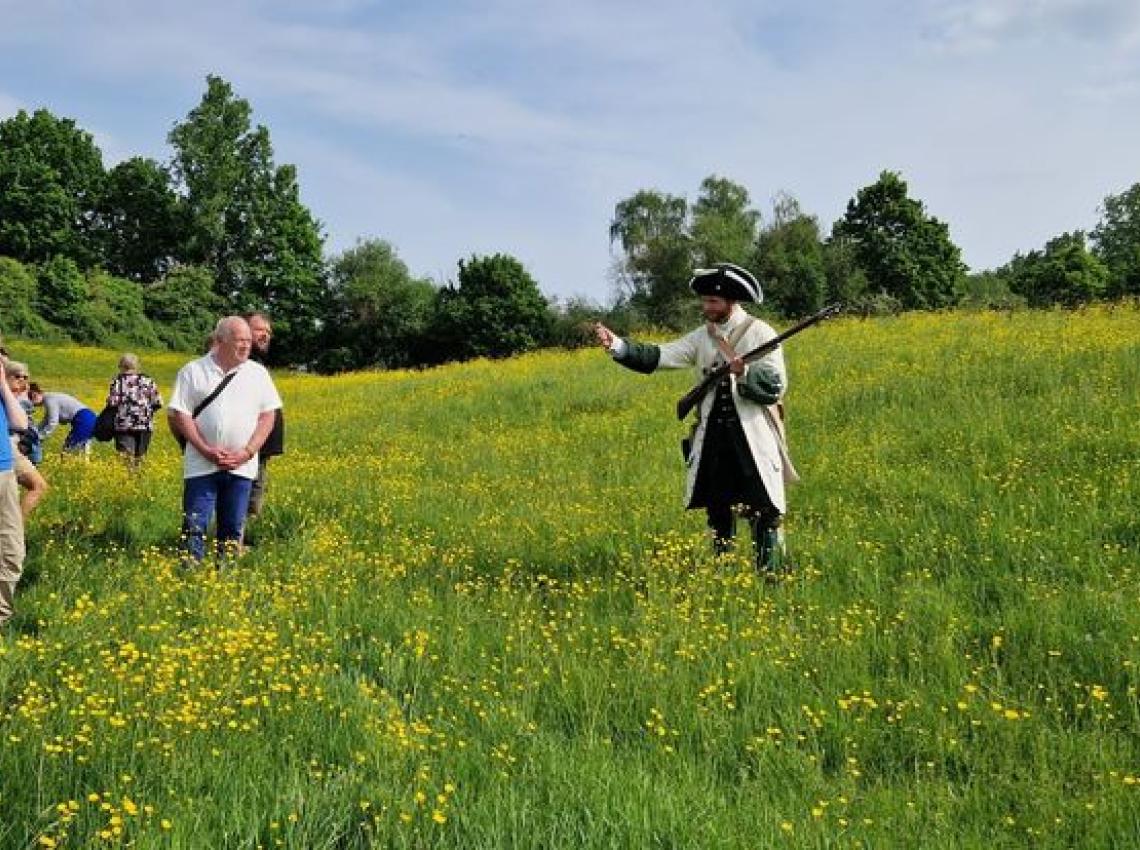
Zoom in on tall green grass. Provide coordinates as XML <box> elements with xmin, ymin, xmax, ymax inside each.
<box><xmin>2</xmin><ymin>306</ymin><xmax>1140</xmax><ymax>848</ymax></box>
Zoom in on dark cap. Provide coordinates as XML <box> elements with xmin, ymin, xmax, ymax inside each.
<box><xmin>689</xmin><ymin>263</ymin><xmax>762</xmax><ymax>303</ymax></box>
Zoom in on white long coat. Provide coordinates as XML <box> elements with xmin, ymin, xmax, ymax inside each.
<box><xmin>656</xmin><ymin>305</ymin><xmax>796</xmax><ymax>513</ymax></box>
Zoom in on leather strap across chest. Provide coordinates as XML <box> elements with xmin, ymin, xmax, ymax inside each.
<box><xmin>708</xmin><ymin>317</ymin><xmax>756</xmax><ymax>366</ymax></box>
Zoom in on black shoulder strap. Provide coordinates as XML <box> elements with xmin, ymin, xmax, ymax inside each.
<box><xmin>192</xmin><ymin>369</ymin><xmax>238</xmax><ymax>419</ymax></box>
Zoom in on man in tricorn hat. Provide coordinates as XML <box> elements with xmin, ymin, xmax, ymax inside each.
<box><xmin>594</xmin><ymin>263</ymin><xmax>796</xmax><ymax>573</ymax></box>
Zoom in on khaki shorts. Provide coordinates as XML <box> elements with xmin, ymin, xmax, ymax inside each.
<box><xmin>12</xmin><ymin>450</ymin><xmax>35</xmax><ymax>480</ymax></box>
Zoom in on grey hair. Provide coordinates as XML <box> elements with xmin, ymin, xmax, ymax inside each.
<box><xmin>213</xmin><ymin>315</ymin><xmax>250</xmax><ymax>343</ymax></box>
<box><xmin>119</xmin><ymin>352</ymin><xmax>141</xmax><ymax>372</ymax></box>
<box><xmin>6</xmin><ymin>360</ymin><xmax>29</xmax><ymax>376</ymax></box>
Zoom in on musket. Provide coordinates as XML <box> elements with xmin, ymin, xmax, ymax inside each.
<box><xmin>675</xmin><ymin>303</ymin><xmax>843</xmax><ymax>421</ymax></box>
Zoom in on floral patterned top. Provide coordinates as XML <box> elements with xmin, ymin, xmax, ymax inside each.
<box><xmin>107</xmin><ymin>372</ymin><xmax>163</xmax><ymax>432</ymax></box>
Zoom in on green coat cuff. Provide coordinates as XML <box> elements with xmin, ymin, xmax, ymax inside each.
<box><xmin>614</xmin><ymin>340</ymin><xmax>660</xmax><ymax>374</ymax></box>
<box><xmin>737</xmin><ymin>362</ymin><xmax>783</xmax><ymax>405</ymax></box>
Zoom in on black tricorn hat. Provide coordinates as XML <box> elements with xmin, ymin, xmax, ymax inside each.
<box><xmin>689</xmin><ymin>263</ymin><xmax>763</xmax><ymax>303</ymax></box>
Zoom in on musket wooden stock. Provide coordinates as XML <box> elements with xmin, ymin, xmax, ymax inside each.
<box><xmin>675</xmin><ymin>303</ymin><xmax>843</xmax><ymax>421</ymax></box>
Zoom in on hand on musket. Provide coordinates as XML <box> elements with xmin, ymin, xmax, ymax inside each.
<box><xmin>706</xmin><ymin>321</ymin><xmax>745</xmax><ymax>375</ymax></box>
<box><xmin>677</xmin><ymin>303</ymin><xmax>843</xmax><ymax>421</ymax></box>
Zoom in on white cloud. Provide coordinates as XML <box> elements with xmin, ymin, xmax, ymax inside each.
<box><xmin>928</xmin><ymin>0</ymin><xmax>1140</xmax><ymax>52</ymax></box>
<box><xmin>1</xmin><ymin>0</ymin><xmax>1139</xmax><ymax>298</ymax></box>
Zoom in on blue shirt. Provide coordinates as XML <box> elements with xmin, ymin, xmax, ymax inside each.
<box><xmin>0</xmin><ymin>403</ymin><xmax>12</xmax><ymax>472</ymax></box>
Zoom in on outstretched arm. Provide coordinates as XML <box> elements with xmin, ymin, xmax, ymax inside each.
<box><xmin>593</xmin><ymin>323</ymin><xmax>618</xmax><ymax>350</ymax></box>
<box><xmin>595</xmin><ymin>322</ymin><xmax>657</xmax><ymax>373</ymax></box>
<box><xmin>594</xmin><ymin>323</ymin><xmax>698</xmax><ymax>374</ymax></box>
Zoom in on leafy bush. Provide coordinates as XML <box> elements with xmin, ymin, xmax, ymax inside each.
<box><xmin>958</xmin><ymin>271</ymin><xmax>1027</xmax><ymax>311</ymax></box>
<box><xmin>0</xmin><ymin>257</ymin><xmax>58</xmax><ymax>339</ymax></box>
<box><xmin>1000</xmin><ymin>232</ymin><xmax>1108</xmax><ymax>307</ymax></box>
<box><xmin>143</xmin><ymin>265</ymin><xmax>224</xmax><ymax>352</ymax></box>
<box><xmin>324</xmin><ymin>239</ymin><xmax>436</xmax><ymax>370</ymax></box>
<box><xmin>87</xmin><ymin>270</ymin><xmax>161</xmax><ymax>348</ymax></box>
<box><xmin>35</xmin><ymin>255</ymin><xmax>90</xmax><ymax>329</ymax></box>
<box><xmin>426</xmin><ymin>254</ymin><xmax>553</xmax><ymax>362</ymax></box>
<box><xmin>847</xmin><ymin>291</ymin><xmax>904</xmax><ymax>317</ymax></box>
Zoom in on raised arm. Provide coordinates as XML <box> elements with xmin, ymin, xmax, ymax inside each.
<box><xmin>0</xmin><ymin>362</ymin><xmax>27</xmax><ymax>432</ymax></box>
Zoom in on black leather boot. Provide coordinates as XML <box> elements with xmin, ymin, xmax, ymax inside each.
<box><xmin>751</xmin><ymin>517</ymin><xmax>787</xmax><ymax>574</ymax></box>
<box><xmin>708</xmin><ymin>505</ymin><xmax>736</xmax><ymax>556</ymax></box>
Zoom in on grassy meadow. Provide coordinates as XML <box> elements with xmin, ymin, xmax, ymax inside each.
<box><xmin>2</xmin><ymin>305</ymin><xmax>1140</xmax><ymax>848</ymax></box>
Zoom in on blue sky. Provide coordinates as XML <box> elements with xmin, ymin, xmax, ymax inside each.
<box><xmin>2</xmin><ymin>0</ymin><xmax>1138</xmax><ymax>302</ymax></box>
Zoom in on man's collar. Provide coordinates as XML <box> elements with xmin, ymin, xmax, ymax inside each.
<box><xmin>209</xmin><ymin>352</ymin><xmax>245</xmax><ymax>374</ymax></box>
<box><xmin>714</xmin><ymin>304</ymin><xmax>747</xmax><ymax>329</ymax></box>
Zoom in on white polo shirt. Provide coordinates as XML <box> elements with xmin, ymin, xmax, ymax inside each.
<box><xmin>168</xmin><ymin>354</ymin><xmax>283</xmax><ymax>480</ymax></box>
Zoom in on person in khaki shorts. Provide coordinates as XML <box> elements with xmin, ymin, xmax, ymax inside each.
<box><xmin>0</xmin><ymin>357</ymin><xmax>30</xmax><ymax>629</ymax></box>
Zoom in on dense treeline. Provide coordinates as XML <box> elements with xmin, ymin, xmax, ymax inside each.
<box><xmin>3</xmin><ymin>75</ymin><xmax>1140</xmax><ymax>370</ymax></box>
<box><xmin>0</xmin><ymin>76</ymin><xmax>572</xmax><ymax>370</ymax></box>
<box><xmin>611</xmin><ymin>173</ymin><xmax>1140</xmax><ymax>323</ymax></box>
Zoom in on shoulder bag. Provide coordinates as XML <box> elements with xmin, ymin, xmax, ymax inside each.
<box><xmin>173</xmin><ymin>369</ymin><xmax>239</xmax><ymax>452</ymax></box>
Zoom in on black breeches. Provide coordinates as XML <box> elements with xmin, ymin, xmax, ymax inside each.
<box><xmin>693</xmin><ymin>419</ymin><xmax>780</xmax><ymax>541</ymax></box>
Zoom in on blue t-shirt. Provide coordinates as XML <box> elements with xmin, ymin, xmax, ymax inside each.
<box><xmin>0</xmin><ymin>403</ymin><xmax>12</xmax><ymax>472</ymax></box>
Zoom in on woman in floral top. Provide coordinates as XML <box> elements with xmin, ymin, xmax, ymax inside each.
<box><xmin>106</xmin><ymin>353</ymin><xmax>163</xmax><ymax>464</ymax></box>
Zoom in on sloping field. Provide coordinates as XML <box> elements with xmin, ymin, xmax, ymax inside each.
<box><xmin>3</xmin><ymin>306</ymin><xmax>1140</xmax><ymax>848</ymax></box>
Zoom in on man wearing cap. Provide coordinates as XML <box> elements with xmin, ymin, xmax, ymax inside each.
<box><xmin>594</xmin><ymin>263</ymin><xmax>796</xmax><ymax>573</ymax></box>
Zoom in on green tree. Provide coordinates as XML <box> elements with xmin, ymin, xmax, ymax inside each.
<box><xmin>229</xmin><ymin>155</ymin><xmax>328</xmax><ymax>361</ymax></box>
<box><xmin>609</xmin><ymin>189</ymin><xmax>692</xmax><ymax>324</ymax></box>
<box><xmin>833</xmin><ymin>171</ymin><xmax>966</xmax><ymax>309</ymax></box>
<box><xmin>690</xmin><ymin>176</ymin><xmax>760</xmax><ymax>269</ymax></box>
<box><xmin>94</xmin><ymin>157</ymin><xmax>185</xmax><ymax>282</ymax></box>
<box><xmin>959</xmin><ymin>270</ymin><xmax>1024</xmax><ymax>310</ymax></box>
<box><xmin>429</xmin><ymin>254</ymin><xmax>552</xmax><ymax>362</ymax></box>
<box><xmin>144</xmin><ymin>265</ymin><xmax>226</xmax><ymax>352</ymax></box>
<box><xmin>1091</xmin><ymin>182</ymin><xmax>1140</xmax><ymax>298</ymax></box>
<box><xmin>35</xmin><ymin>255</ymin><xmax>90</xmax><ymax>328</ymax></box>
<box><xmin>168</xmin><ymin>76</ymin><xmax>254</xmax><ymax>272</ymax></box>
<box><xmin>86</xmin><ymin>270</ymin><xmax>161</xmax><ymax>347</ymax></box>
<box><xmin>0</xmin><ymin>258</ymin><xmax>56</xmax><ymax>338</ymax></box>
<box><xmin>610</xmin><ymin>176</ymin><xmax>761</xmax><ymax>327</ymax></box>
<box><xmin>822</xmin><ymin>236</ymin><xmax>870</xmax><ymax>307</ymax></box>
<box><xmin>0</xmin><ymin>109</ymin><xmax>105</xmax><ymax>266</ymax></box>
<box><xmin>168</xmin><ymin>75</ymin><xmax>326</xmax><ymax>361</ymax></box>
<box><xmin>755</xmin><ymin>193</ymin><xmax>827</xmax><ymax>317</ymax></box>
<box><xmin>999</xmin><ymin>231</ymin><xmax>1108</xmax><ymax>307</ymax></box>
<box><xmin>324</xmin><ymin>239</ymin><xmax>436</xmax><ymax>370</ymax></box>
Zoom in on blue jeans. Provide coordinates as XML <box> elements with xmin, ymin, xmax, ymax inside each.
<box><xmin>181</xmin><ymin>472</ymin><xmax>253</xmax><ymax>562</ymax></box>
<box><xmin>64</xmin><ymin>408</ymin><xmax>97</xmax><ymax>450</ymax></box>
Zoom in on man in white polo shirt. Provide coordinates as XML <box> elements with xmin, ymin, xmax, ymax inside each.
<box><xmin>168</xmin><ymin>316</ymin><xmax>282</xmax><ymax>563</ymax></box>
